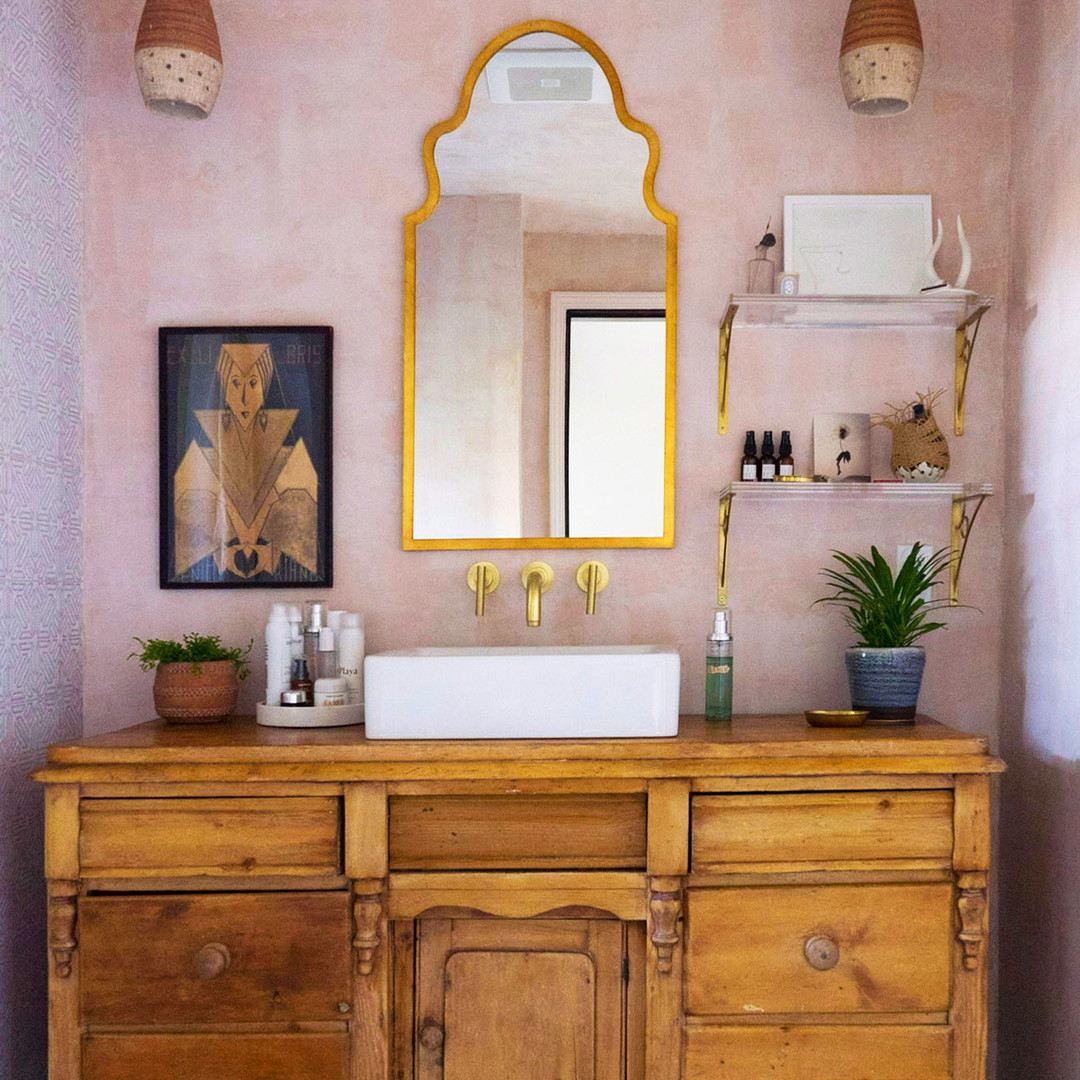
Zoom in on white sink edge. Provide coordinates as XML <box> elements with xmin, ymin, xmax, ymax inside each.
<box><xmin>364</xmin><ymin>646</ymin><xmax>680</xmax><ymax>740</ymax></box>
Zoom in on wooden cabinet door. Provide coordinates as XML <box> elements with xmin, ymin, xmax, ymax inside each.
<box><xmin>412</xmin><ymin>919</ymin><xmax>634</xmax><ymax>1080</ymax></box>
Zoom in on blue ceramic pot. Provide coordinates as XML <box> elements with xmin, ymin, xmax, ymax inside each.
<box><xmin>844</xmin><ymin>647</ymin><xmax>926</xmax><ymax>723</ymax></box>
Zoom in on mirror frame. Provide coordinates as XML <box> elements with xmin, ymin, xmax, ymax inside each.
<box><xmin>402</xmin><ymin>19</ymin><xmax>677</xmax><ymax>550</ymax></box>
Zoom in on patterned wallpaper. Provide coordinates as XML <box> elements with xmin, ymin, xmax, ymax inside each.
<box><xmin>0</xmin><ymin>0</ymin><xmax>83</xmax><ymax>1076</ymax></box>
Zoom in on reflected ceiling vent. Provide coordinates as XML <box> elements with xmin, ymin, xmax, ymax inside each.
<box><xmin>485</xmin><ymin>48</ymin><xmax>612</xmax><ymax>104</ymax></box>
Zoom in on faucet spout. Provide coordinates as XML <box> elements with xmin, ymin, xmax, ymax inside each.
<box><xmin>520</xmin><ymin>562</ymin><xmax>554</xmax><ymax>627</ymax></box>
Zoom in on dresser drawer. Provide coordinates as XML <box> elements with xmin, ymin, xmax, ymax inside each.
<box><xmin>79</xmin><ymin>892</ymin><xmax>352</xmax><ymax>1024</ymax></box>
<box><xmin>388</xmin><ymin>794</ymin><xmax>646</xmax><ymax>869</ymax></box>
<box><xmin>685</xmin><ymin>882</ymin><xmax>952</xmax><ymax>1015</ymax></box>
<box><xmin>684</xmin><ymin>1025</ymin><xmax>950</xmax><ymax>1080</ymax></box>
<box><xmin>83</xmin><ymin>1033</ymin><xmax>347</xmax><ymax>1080</ymax></box>
<box><xmin>691</xmin><ymin>790</ymin><xmax>953</xmax><ymax>871</ymax></box>
<box><xmin>80</xmin><ymin>797</ymin><xmax>342</xmax><ymax>878</ymax></box>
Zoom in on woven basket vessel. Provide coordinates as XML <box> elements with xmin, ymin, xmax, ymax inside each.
<box><xmin>153</xmin><ymin>660</ymin><xmax>238</xmax><ymax>723</ymax></box>
<box><xmin>839</xmin><ymin>0</ymin><xmax>923</xmax><ymax>115</ymax></box>
<box><xmin>135</xmin><ymin>0</ymin><xmax>222</xmax><ymax>119</ymax></box>
<box><xmin>889</xmin><ymin>408</ymin><xmax>949</xmax><ymax>480</ymax></box>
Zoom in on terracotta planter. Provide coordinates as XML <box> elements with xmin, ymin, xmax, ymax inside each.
<box><xmin>153</xmin><ymin>660</ymin><xmax>238</xmax><ymax>723</ymax></box>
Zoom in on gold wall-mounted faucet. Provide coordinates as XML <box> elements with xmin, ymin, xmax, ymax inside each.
<box><xmin>520</xmin><ymin>562</ymin><xmax>554</xmax><ymax>627</ymax></box>
<box><xmin>467</xmin><ymin>562</ymin><xmax>500</xmax><ymax>616</ymax></box>
<box><xmin>576</xmin><ymin>561</ymin><xmax>610</xmax><ymax>615</ymax></box>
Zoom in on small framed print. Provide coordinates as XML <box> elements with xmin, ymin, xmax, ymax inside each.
<box><xmin>777</xmin><ymin>272</ymin><xmax>799</xmax><ymax>296</ymax></box>
<box><xmin>159</xmin><ymin>326</ymin><xmax>333</xmax><ymax>588</ymax></box>
<box><xmin>813</xmin><ymin>412</ymin><xmax>871</xmax><ymax>482</ymax></box>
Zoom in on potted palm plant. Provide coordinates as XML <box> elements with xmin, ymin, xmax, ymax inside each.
<box><xmin>814</xmin><ymin>543</ymin><xmax>954</xmax><ymax>722</ymax></box>
<box><xmin>130</xmin><ymin>633</ymin><xmax>252</xmax><ymax>723</ymax></box>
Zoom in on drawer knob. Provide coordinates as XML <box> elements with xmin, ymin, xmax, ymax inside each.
<box><xmin>804</xmin><ymin>935</ymin><xmax>840</xmax><ymax>971</ymax></box>
<box><xmin>192</xmin><ymin>942</ymin><xmax>231</xmax><ymax>980</ymax></box>
<box><xmin>419</xmin><ymin>1019</ymin><xmax>445</xmax><ymax>1051</ymax></box>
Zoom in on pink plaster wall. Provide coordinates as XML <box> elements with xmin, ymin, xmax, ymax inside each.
<box><xmin>81</xmin><ymin>0</ymin><xmax>1010</xmax><ymax>740</ymax></box>
<box><xmin>998</xmin><ymin>2</ymin><xmax>1080</xmax><ymax>1075</ymax></box>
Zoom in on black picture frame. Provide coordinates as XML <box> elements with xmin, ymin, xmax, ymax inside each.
<box><xmin>158</xmin><ymin>326</ymin><xmax>333</xmax><ymax>588</ymax></box>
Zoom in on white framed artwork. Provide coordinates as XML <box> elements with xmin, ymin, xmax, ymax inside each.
<box><xmin>813</xmin><ymin>413</ymin><xmax>871</xmax><ymax>482</ymax></box>
<box><xmin>783</xmin><ymin>195</ymin><xmax>933</xmax><ymax>295</ymax></box>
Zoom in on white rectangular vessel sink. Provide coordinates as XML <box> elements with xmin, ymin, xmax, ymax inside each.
<box><xmin>364</xmin><ymin>646</ymin><xmax>680</xmax><ymax>739</ymax></box>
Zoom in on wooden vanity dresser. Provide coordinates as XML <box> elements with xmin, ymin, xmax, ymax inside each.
<box><xmin>35</xmin><ymin>714</ymin><xmax>1002</xmax><ymax>1080</ymax></box>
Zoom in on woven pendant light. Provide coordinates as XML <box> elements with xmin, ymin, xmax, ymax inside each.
<box><xmin>839</xmin><ymin>0</ymin><xmax>923</xmax><ymax>116</ymax></box>
<box><xmin>135</xmin><ymin>0</ymin><xmax>222</xmax><ymax>120</ymax></box>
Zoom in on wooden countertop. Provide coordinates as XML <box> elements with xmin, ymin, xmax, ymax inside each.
<box><xmin>34</xmin><ymin>714</ymin><xmax>1002</xmax><ymax>783</ymax></box>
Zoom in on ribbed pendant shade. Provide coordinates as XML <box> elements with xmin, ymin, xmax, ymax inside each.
<box><xmin>839</xmin><ymin>0</ymin><xmax>924</xmax><ymax>116</ymax></box>
<box><xmin>135</xmin><ymin>0</ymin><xmax>223</xmax><ymax>120</ymax></box>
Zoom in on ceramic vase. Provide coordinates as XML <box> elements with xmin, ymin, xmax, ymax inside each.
<box><xmin>135</xmin><ymin>0</ymin><xmax>223</xmax><ymax>119</ymax></box>
<box><xmin>844</xmin><ymin>646</ymin><xmax>925</xmax><ymax>722</ymax></box>
<box><xmin>839</xmin><ymin>0</ymin><xmax>924</xmax><ymax>116</ymax></box>
<box><xmin>153</xmin><ymin>659</ymin><xmax>238</xmax><ymax>722</ymax></box>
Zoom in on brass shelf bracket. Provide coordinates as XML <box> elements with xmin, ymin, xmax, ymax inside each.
<box><xmin>950</xmin><ymin>491</ymin><xmax>989</xmax><ymax>605</ymax></box>
<box><xmin>717</xmin><ymin>492</ymin><xmax>733</xmax><ymax>607</ymax></box>
<box><xmin>954</xmin><ymin>303</ymin><xmax>989</xmax><ymax>436</ymax></box>
<box><xmin>718</xmin><ymin>302</ymin><xmax>738</xmax><ymax>435</ymax></box>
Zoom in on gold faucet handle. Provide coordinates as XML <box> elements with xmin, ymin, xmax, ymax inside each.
<box><xmin>466</xmin><ymin>562</ymin><xmax>500</xmax><ymax>617</ymax></box>
<box><xmin>575</xmin><ymin>561</ymin><xmax>610</xmax><ymax>615</ymax></box>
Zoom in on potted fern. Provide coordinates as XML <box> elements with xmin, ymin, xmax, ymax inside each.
<box><xmin>814</xmin><ymin>543</ymin><xmax>953</xmax><ymax>722</ymax></box>
<box><xmin>130</xmin><ymin>633</ymin><xmax>252</xmax><ymax>723</ymax></box>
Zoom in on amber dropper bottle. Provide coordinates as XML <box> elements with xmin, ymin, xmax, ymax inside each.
<box><xmin>741</xmin><ymin>431</ymin><xmax>758</xmax><ymax>481</ymax></box>
<box><xmin>759</xmin><ymin>431</ymin><xmax>777</xmax><ymax>481</ymax></box>
<box><xmin>778</xmin><ymin>430</ymin><xmax>795</xmax><ymax>477</ymax></box>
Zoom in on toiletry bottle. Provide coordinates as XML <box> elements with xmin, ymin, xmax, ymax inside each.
<box><xmin>314</xmin><ymin>676</ymin><xmax>349</xmax><ymax>707</ymax></box>
<box><xmin>759</xmin><ymin>431</ymin><xmax>777</xmax><ymax>481</ymax></box>
<box><xmin>287</xmin><ymin>605</ymin><xmax>304</xmax><ymax>661</ymax></box>
<box><xmin>314</xmin><ymin>628</ymin><xmax>347</xmax><ymax>706</ymax></box>
<box><xmin>304</xmin><ymin>601</ymin><xmax>328</xmax><ymax>666</ymax></box>
<box><xmin>290</xmin><ymin>657</ymin><xmax>314</xmax><ymax>704</ymax></box>
<box><xmin>337</xmin><ymin>612</ymin><xmax>365</xmax><ymax>708</ymax></box>
<box><xmin>316</xmin><ymin>627</ymin><xmax>338</xmax><ymax>682</ymax></box>
<box><xmin>265</xmin><ymin>603</ymin><xmax>291</xmax><ymax>706</ymax></box>
<box><xmin>741</xmin><ymin>431</ymin><xmax>758</xmax><ymax>481</ymax></box>
<box><xmin>706</xmin><ymin>607</ymin><xmax>733</xmax><ymax>722</ymax></box>
<box><xmin>328</xmin><ymin>610</ymin><xmax>346</xmax><ymax>635</ymax></box>
<box><xmin>778</xmin><ymin>430</ymin><xmax>795</xmax><ymax>477</ymax></box>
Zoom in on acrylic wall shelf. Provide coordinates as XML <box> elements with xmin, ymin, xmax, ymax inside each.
<box><xmin>715</xmin><ymin>480</ymin><xmax>993</xmax><ymax>609</ymax></box>
<box><xmin>717</xmin><ymin>293</ymin><xmax>993</xmax><ymax>436</ymax></box>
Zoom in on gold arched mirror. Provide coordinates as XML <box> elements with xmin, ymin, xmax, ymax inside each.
<box><xmin>403</xmin><ymin>20</ymin><xmax>676</xmax><ymax>550</ymax></box>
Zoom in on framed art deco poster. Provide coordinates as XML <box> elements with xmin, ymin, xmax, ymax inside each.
<box><xmin>159</xmin><ymin>326</ymin><xmax>333</xmax><ymax>588</ymax></box>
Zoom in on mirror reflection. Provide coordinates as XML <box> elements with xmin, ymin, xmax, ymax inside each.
<box><xmin>405</xmin><ymin>25</ymin><xmax>675</xmax><ymax>548</ymax></box>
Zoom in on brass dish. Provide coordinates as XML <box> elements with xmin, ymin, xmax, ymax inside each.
<box><xmin>805</xmin><ymin>709</ymin><xmax>869</xmax><ymax>728</ymax></box>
